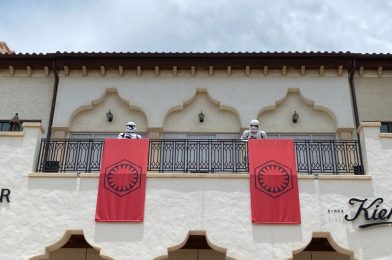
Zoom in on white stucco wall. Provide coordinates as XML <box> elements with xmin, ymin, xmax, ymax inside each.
<box><xmin>4</xmin><ymin>123</ymin><xmax>392</xmax><ymax>259</ymax></box>
<box><xmin>69</xmin><ymin>91</ymin><xmax>148</xmax><ymax>133</ymax></box>
<box><xmin>163</xmin><ymin>91</ymin><xmax>241</xmax><ymax>133</ymax></box>
<box><xmin>0</xmin><ymin>71</ymin><xmax>53</xmax><ymax>131</ymax></box>
<box><xmin>355</xmin><ymin>77</ymin><xmax>392</xmax><ymax>122</ymax></box>
<box><xmin>260</xmin><ymin>91</ymin><xmax>336</xmax><ymax>133</ymax></box>
<box><xmin>53</xmin><ymin>71</ymin><xmax>355</xmax><ymax>130</ymax></box>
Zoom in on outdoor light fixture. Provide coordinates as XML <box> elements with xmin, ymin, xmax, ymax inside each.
<box><xmin>198</xmin><ymin>110</ymin><xmax>205</xmax><ymax>123</ymax></box>
<box><xmin>106</xmin><ymin>110</ymin><xmax>113</xmax><ymax>122</ymax></box>
<box><xmin>292</xmin><ymin>111</ymin><xmax>299</xmax><ymax>123</ymax></box>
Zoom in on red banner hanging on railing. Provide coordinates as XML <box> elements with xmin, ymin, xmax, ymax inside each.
<box><xmin>248</xmin><ymin>139</ymin><xmax>301</xmax><ymax>224</ymax></box>
<box><xmin>95</xmin><ymin>139</ymin><xmax>149</xmax><ymax>222</ymax></box>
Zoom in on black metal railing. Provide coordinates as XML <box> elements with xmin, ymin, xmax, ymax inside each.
<box><xmin>0</xmin><ymin>120</ymin><xmax>22</xmax><ymax>131</ymax></box>
<box><xmin>36</xmin><ymin>139</ymin><xmax>363</xmax><ymax>175</ymax></box>
<box><xmin>148</xmin><ymin>139</ymin><xmax>248</xmax><ymax>173</ymax></box>
<box><xmin>0</xmin><ymin>119</ymin><xmax>42</xmax><ymax>132</ymax></box>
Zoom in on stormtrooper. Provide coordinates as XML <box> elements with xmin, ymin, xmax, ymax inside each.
<box><xmin>118</xmin><ymin>121</ymin><xmax>142</xmax><ymax>139</ymax></box>
<box><xmin>241</xmin><ymin>119</ymin><xmax>267</xmax><ymax>140</ymax></box>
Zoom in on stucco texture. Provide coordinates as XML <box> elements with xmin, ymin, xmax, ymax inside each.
<box><xmin>0</xmin><ymin>74</ymin><xmax>53</xmax><ymax>131</ymax></box>
<box><xmin>3</xmin><ymin>124</ymin><xmax>392</xmax><ymax>259</ymax></box>
<box><xmin>260</xmin><ymin>91</ymin><xmax>336</xmax><ymax>133</ymax></box>
<box><xmin>163</xmin><ymin>91</ymin><xmax>240</xmax><ymax>133</ymax></box>
<box><xmin>69</xmin><ymin>91</ymin><xmax>147</xmax><ymax>133</ymax></box>
<box><xmin>53</xmin><ymin>74</ymin><xmax>355</xmax><ymax>131</ymax></box>
<box><xmin>355</xmin><ymin>77</ymin><xmax>392</xmax><ymax>122</ymax></box>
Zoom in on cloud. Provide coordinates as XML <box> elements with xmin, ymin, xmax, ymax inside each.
<box><xmin>1</xmin><ymin>0</ymin><xmax>391</xmax><ymax>53</ymax></box>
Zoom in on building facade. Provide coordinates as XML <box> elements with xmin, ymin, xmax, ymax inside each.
<box><xmin>1</xmin><ymin>51</ymin><xmax>392</xmax><ymax>259</ymax></box>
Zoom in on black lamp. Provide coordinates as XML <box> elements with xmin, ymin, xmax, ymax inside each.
<box><xmin>198</xmin><ymin>110</ymin><xmax>205</xmax><ymax>123</ymax></box>
<box><xmin>106</xmin><ymin>110</ymin><xmax>113</xmax><ymax>122</ymax></box>
<box><xmin>292</xmin><ymin>111</ymin><xmax>299</xmax><ymax>123</ymax></box>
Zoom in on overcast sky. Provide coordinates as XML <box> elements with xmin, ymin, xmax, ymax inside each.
<box><xmin>1</xmin><ymin>0</ymin><xmax>391</xmax><ymax>54</ymax></box>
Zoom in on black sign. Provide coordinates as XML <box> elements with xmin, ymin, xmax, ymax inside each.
<box><xmin>0</xmin><ymin>188</ymin><xmax>11</xmax><ymax>203</ymax></box>
<box><xmin>104</xmin><ymin>160</ymin><xmax>142</xmax><ymax>197</ymax></box>
<box><xmin>345</xmin><ymin>198</ymin><xmax>392</xmax><ymax>228</ymax></box>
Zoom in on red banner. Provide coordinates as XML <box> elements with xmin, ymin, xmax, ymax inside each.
<box><xmin>95</xmin><ymin>139</ymin><xmax>149</xmax><ymax>222</ymax></box>
<box><xmin>248</xmin><ymin>139</ymin><xmax>301</xmax><ymax>224</ymax></box>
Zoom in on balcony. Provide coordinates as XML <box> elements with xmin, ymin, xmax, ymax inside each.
<box><xmin>1</xmin><ymin>119</ymin><xmax>43</xmax><ymax>132</ymax></box>
<box><xmin>0</xmin><ymin>120</ymin><xmax>23</xmax><ymax>131</ymax></box>
<box><xmin>35</xmin><ymin>139</ymin><xmax>363</xmax><ymax>175</ymax></box>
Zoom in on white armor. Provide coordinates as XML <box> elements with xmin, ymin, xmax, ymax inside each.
<box><xmin>241</xmin><ymin>119</ymin><xmax>267</xmax><ymax>140</ymax></box>
<box><xmin>118</xmin><ymin>121</ymin><xmax>142</xmax><ymax>139</ymax></box>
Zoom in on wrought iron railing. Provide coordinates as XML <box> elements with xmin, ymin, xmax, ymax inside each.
<box><xmin>36</xmin><ymin>139</ymin><xmax>363</xmax><ymax>175</ymax></box>
<box><xmin>0</xmin><ymin>119</ymin><xmax>41</xmax><ymax>132</ymax></box>
<box><xmin>148</xmin><ymin>139</ymin><xmax>248</xmax><ymax>173</ymax></box>
<box><xmin>0</xmin><ymin>120</ymin><xmax>22</xmax><ymax>131</ymax></box>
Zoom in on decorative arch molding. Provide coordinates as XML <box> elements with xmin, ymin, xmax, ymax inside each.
<box><xmin>163</xmin><ymin>88</ymin><xmax>241</xmax><ymax>133</ymax></box>
<box><xmin>259</xmin><ymin>88</ymin><xmax>337</xmax><ymax>124</ymax></box>
<box><xmin>28</xmin><ymin>229</ymin><xmax>113</xmax><ymax>260</ymax></box>
<box><xmin>258</xmin><ymin>88</ymin><xmax>338</xmax><ymax>133</ymax></box>
<box><xmin>290</xmin><ymin>232</ymin><xmax>356</xmax><ymax>260</ymax></box>
<box><xmin>164</xmin><ymin>88</ymin><xmax>241</xmax><ymax>121</ymax></box>
<box><xmin>154</xmin><ymin>230</ymin><xmax>236</xmax><ymax>260</ymax></box>
<box><xmin>67</xmin><ymin>88</ymin><xmax>148</xmax><ymax>133</ymax></box>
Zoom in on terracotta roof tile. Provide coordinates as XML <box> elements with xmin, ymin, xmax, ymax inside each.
<box><xmin>0</xmin><ymin>41</ymin><xmax>15</xmax><ymax>54</ymax></box>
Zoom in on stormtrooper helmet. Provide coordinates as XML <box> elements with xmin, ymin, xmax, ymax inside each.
<box><xmin>126</xmin><ymin>121</ymin><xmax>137</xmax><ymax>133</ymax></box>
<box><xmin>249</xmin><ymin>119</ymin><xmax>260</xmax><ymax>133</ymax></box>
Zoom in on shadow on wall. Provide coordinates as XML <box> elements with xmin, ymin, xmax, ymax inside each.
<box><xmin>291</xmin><ymin>232</ymin><xmax>355</xmax><ymax>260</ymax></box>
<box><xmin>259</xmin><ymin>89</ymin><xmax>337</xmax><ymax>134</ymax></box>
<box><xmin>69</xmin><ymin>90</ymin><xmax>148</xmax><ymax>134</ymax></box>
<box><xmin>29</xmin><ymin>230</ymin><xmax>113</xmax><ymax>260</ymax></box>
<box><xmin>154</xmin><ymin>230</ymin><xmax>235</xmax><ymax>260</ymax></box>
<box><xmin>163</xmin><ymin>90</ymin><xmax>240</xmax><ymax>133</ymax></box>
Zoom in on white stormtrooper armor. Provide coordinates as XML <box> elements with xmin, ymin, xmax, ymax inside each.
<box><xmin>241</xmin><ymin>119</ymin><xmax>267</xmax><ymax>140</ymax></box>
<box><xmin>118</xmin><ymin>121</ymin><xmax>142</xmax><ymax>139</ymax></box>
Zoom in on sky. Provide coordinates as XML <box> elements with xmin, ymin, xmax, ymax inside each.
<box><xmin>1</xmin><ymin>0</ymin><xmax>392</xmax><ymax>54</ymax></box>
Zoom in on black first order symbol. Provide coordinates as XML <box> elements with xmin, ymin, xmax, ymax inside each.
<box><xmin>104</xmin><ymin>159</ymin><xmax>142</xmax><ymax>197</ymax></box>
<box><xmin>254</xmin><ymin>160</ymin><xmax>293</xmax><ymax>198</ymax></box>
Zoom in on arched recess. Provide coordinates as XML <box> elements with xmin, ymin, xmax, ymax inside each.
<box><xmin>154</xmin><ymin>230</ymin><xmax>236</xmax><ymax>260</ymax></box>
<box><xmin>258</xmin><ymin>88</ymin><xmax>338</xmax><ymax>134</ymax></box>
<box><xmin>68</xmin><ymin>88</ymin><xmax>148</xmax><ymax>134</ymax></box>
<box><xmin>29</xmin><ymin>230</ymin><xmax>113</xmax><ymax>260</ymax></box>
<box><xmin>163</xmin><ymin>89</ymin><xmax>241</xmax><ymax>133</ymax></box>
<box><xmin>290</xmin><ymin>232</ymin><xmax>356</xmax><ymax>260</ymax></box>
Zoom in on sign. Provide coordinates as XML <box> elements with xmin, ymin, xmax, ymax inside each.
<box><xmin>0</xmin><ymin>188</ymin><xmax>11</xmax><ymax>203</ymax></box>
<box><xmin>95</xmin><ymin>139</ymin><xmax>149</xmax><ymax>222</ymax></box>
<box><xmin>248</xmin><ymin>139</ymin><xmax>301</xmax><ymax>224</ymax></box>
<box><xmin>345</xmin><ymin>197</ymin><xmax>392</xmax><ymax>228</ymax></box>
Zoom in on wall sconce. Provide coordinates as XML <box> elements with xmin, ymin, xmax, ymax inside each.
<box><xmin>292</xmin><ymin>111</ymin><xmax>299</xmax><ymax>123</ymax></box>
<box><xmin>106</xmin><ymin>110</ymin><xmax>113</xmax><ymax>122</ymax></box>
<box><xmin>198</xmin><ymin>110</ymin><xmax>205</xmax><ymax>123</ymax></box>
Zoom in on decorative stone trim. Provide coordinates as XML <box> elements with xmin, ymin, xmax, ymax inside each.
<box><xmin>147</xmin><ymin>127</ymin><xmax>163</xmax><ymax>139</ymax></box>
<box><xmin>312</xmin><ymin>175</ymin><xmax>371</xmax><ymax>180</ymax></box>
<box><xmin>0</xmin><ymin>131</ymin><xmax>24</xmax><ymax>137</ymax></box>
<box><xmin>357</xmin><ymin>121</ymin><xmax>381</xmax><ymax>133</ymax></box>
<box><xmin>28</xmin><ymin>172</ymin><xmax>101</xmax><ymax>178</ymax></box>
<box><xmin>380</xmin><ymin>133</ymin><xmax>392</xmax><ymax>138</ymax></box>
<box><xmin>336</xmin><ymin>127</ymin><xmax>354</xmax><ymax>139</ymax></box>
<box><xmin>148</xmin><ymin>173</ymin><xmax>248</xmax><ymax>179</ymax></box>
<box><xmin>291</xmin><ymin>231</ymin><xmax>355</xmax><ymax>260</ymax></box>
<box><xmin>51</xmin><ymin>127</ymin><xmax>70</xmax><ymax>138</ymax></box>
<box><xmin>147</xmin><ymin>127</ymin><xmax>163</xmax><ymax>132</ymax></box>
<box><xmin>28</xmin><ymin>172</ymin><xmax>372</xmax><ymax>180</ymax></box>
<box><xmin>23</xmin><ymin>122</ymin><xmax>45</xmax><ymax>133</ymax></box>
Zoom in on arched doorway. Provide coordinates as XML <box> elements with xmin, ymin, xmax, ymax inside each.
<box><xmin>292</xmin><ymin>232</ymin><xmax>355</xmax><ymax>260</ymax></box>
<box><xmin>30</xmin><ymin>230</ymin><xmax>113</xmax><ymax>260</ymax></box>
<box><xmin>155</xmin><ymin>230</ymin><xmax>235</xmax><ymax>260</ymax></box>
